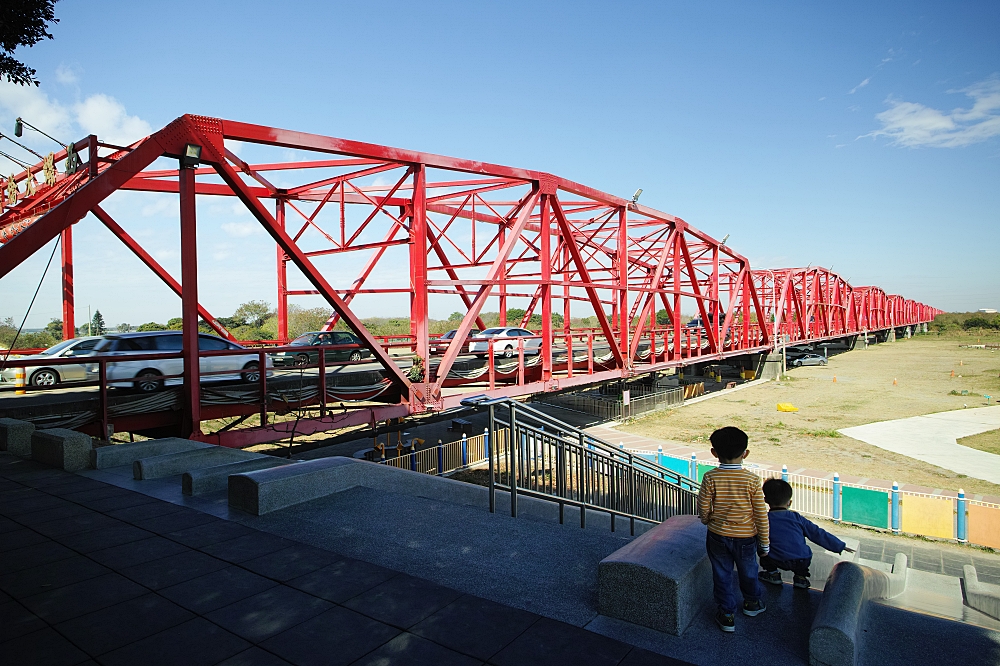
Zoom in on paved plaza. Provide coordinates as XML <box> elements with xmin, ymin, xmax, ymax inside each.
<box><xmin>0</xmin><ymin>453</ymin><xmax>688</xmax><ymax>666</ymax></box>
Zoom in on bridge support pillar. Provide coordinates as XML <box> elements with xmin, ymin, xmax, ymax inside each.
<box><xmin>60</xmin><ymin>225</ymin><xmax>74</xmax><ymax>340</ymax></box>
<box><xmin>179</xmin><ymin>161</ymin><xmax>202</xmax><ymax>437</ymax></box>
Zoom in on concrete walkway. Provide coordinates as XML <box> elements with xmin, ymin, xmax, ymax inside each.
<box><xmin>839</xmin><ymin>406</ymin><xmax>1000</xmax><ymax>485</ymax></box>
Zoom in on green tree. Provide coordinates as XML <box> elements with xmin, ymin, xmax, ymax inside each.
<box><xmin>167</xmin><ymin>317</ymin><xmax>183</xmax><ymax>330</ymax></box>
<box><xmin>90</xmin><ymin>310</ymin><xmax>106</xmax><ymax>335</ymax></box>
<box><xmin>136</xmin><ymin>321</ymin><xmax>167</xmax><ymax>332</ymax></box>
<box><xmin>286</xmin><ymin>305</ymin><xmax>332</xmax><ymax>339</ymax></box>
<box><xmin>45</xmin><ymin>318</ymin><xmax>63</xmax><ymax>339</ymax></box>
<box><xmin>231</xmin><ymin>300</ymin><xmax>273</xmax><ymax>328</ymax></box>
<box><xmin>505</xmin><ymin>308</ymin><xmax>526</xmax><ymax>325</ymax></box>
<box><xmin>448</xmin><ymin>312</ymin><xmax>463</xmax><ymax>322</ymax></box>
<box><xmin>0</xmin><ymin>317</ymin><xmax>17</xmax><ymax>348</ymax></box>
<box><xmin>655</xmin><ymin>309</ymin><xmax>671</xmax><ymax>326</ymax></box>
<box><xmin>0</xmin><ymin>0</ymin><xmax>60</xmax><ymax>86</ymax></box>
<box><xmin>116</xmin><ymin>322</ymin><xmax>132</xmax><ymax>333</ymax></box>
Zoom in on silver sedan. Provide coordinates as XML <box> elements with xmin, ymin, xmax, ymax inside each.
<box><xmin>468</xmin><ymin>327</ymin><xmax>542</xmax><ymax>358</ymax></box>
<box><xmin>0</xmin><ymin>337</ymin><xmax>103</xmax><ymax>386</ymax></box>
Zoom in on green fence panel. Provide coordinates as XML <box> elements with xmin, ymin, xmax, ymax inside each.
<box><xmin>842</xmin><ymin>486</ymin><xmax>889</xmax><ymax>529</ymax></box>
<box><xmin>697</xmin><ymin>463</ymin><xmax>714</xmax><ymax>483</ymax></box>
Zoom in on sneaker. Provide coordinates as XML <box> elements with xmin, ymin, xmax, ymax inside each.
<box><xmin>761</xmin><ymin>570</ymin><xmax>783</xmax><ymax>585</ymax></box>
<box><xmin>742</xmin><ymin>599</ymin><xmax>766</xmax><ymax>617</ymax></box>
<box><xmin>793</xmin><ymin>575</ymin><xmax>811</xmax><ymax>589</ymax></box>
<box><xmin>716</xmin><ymin>610</ymin><xmax>735</xmax><ymax>632</ymax></box>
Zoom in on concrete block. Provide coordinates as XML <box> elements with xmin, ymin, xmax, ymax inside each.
<box><xmin>90</xmin><ymin>437</ymin><xmax>212</xmax><ymax>470</ymax></box>
<box><xmin>809</xmin><ymin>560</ymin><xmax>902</xmax><ymax>666</ymax></box>
<box><xmin>133</xmin><ymin>446</ymin><xmax>261</xmax><ymax>480</ymax></box>
<box><xmin>228</xmin><ymin>456</ymin><xmax>492</xmax><ymax>516</ymax></box>
<box><xmin>0</xmin><ymin>418</ymin><xmax>35</xmax><ymax>457</ymax></box>
<box><xmin>31</xmin><ymin>428</ymin><xmax>93</xmax><ymax>472</ymax></box>
<box><xmin>229</xmin><ymin>457</ymin><xmax>364</xmax><ymax>515</ymax></box>
<box><xmin>597</xmin><ymin>514</ymin><xmax>712</xmax><ymax>636</ymax></box>
<box><xmin>183</xmin><ymin>457</ymin><xmax>292</xmax><ymax>495</ymax></box>
<box><xmin>963</xmin><ymin>565</ymin><xmax>1000</xmax><ymax>620</ymax></box>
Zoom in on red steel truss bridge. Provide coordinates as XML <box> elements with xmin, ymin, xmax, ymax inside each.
<box><xmin>0</xmin><ymin>115</ymin><xmax>942</xmax><ymax>447</ymax></box>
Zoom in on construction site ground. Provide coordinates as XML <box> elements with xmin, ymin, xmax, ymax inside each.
<box><xmin>620</xmin><ymin>333</ymin><xmax>1000</xmax><ymax>498</ymax></box>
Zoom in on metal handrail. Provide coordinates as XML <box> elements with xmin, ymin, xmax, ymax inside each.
<box><xmin>462</xmin><ymin>395</ymin><xmax>699</xmax><ymax>535</ymax></box>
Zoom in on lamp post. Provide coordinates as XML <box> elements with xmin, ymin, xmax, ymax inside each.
<box><xmin>761</xmin><ymin>270</ymin><xmax>780</xmax><ymax>375</ymax></box>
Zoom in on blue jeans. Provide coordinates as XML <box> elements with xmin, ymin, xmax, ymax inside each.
<box><xmin>706</xmin><ymin>531</ymin><xmax>764</xmax><ymax>614</ymax></box>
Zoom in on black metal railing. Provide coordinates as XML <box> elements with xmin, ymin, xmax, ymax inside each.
<box><xmin>461</xmin><ymin>396</ymin><xmax>699</xmax><ymax>535</ymax></box>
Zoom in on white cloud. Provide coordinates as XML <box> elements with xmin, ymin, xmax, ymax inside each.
<box><xmin>861</xmin><ymin>76</ymin><xmax>1000</xmax><ymax>148</ymax></box>
<box><xmin>818</xmin><ymin>96</ymin><xmax>827</xmax><ymax>101</ymax></box>
<box><xmin>0</xmin><ymin>81</ymin><xmax>152</xmax><ymax>152</ymax></box>
<box><xmin>848</xmin><ymin>77</ymin><xmax>871</xmax><ymax>94</ymax></box>
<box><xmin>0</xmin><ymin>82</ymin><xmax>74</xmax><ymax>148</ymax></box>
<box><xmin>55</xmin><ymin>63</ymin><xmax>82</xmax><ymax>85</ymax></box>
<box><xmin>221</xmin><ymin>221</ymin><xmax>260</xmax><ymax>238</ymax></box>
<box><xmin>74</xmin><ymin>94</ymin><xmax>152</xmax><ymax>145</ymax></box>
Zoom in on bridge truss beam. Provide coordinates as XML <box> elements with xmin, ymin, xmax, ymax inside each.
<box><xmin>0</xmin><ymin>115</ymin><xmax>943</xmax><ymax>445</ymax></box>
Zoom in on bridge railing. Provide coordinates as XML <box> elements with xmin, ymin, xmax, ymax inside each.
<box><xmin>462</xmin><ymin>396</ymin><xmax>699</xmax><ymax>534</ymax></box>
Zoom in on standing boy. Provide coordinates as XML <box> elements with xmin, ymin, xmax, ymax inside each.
<box><xmin>697</xmin><ymin>426</ymin><xmax>769</xmax><ymax>632</ymax></box>
<box><xmin>760</xmin><ymin>478</ymin><xmax>853</xmax><ymax>589</ymax></box>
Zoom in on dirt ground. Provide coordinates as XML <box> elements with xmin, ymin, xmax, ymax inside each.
<box><xmin>621</xmin><ymin>333</ymin><xmax>1000</xmax><ymax>497</ymax></box>
<box><xmin>960</xmin><ymin>428</ymin><xmax>1000</xmax><ymax>456</ymax></box>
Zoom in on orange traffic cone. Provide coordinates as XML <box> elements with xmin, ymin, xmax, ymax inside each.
<box><xmin>951</xmin><ymin>370</ymin><xmax>955</xmax><ymax>378</ymax></box>
<box><xmin>893</xmin><ymin>378</ymin><xmax>898</xmax><ymax>385</ymax></box>
<box><xmin>833</xmin><ymin>376</ymin><xmax>837</xmax><ymax>383</ymax></box>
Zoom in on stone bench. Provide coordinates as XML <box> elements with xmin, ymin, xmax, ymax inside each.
<box><xmin>133</xmin><ymin>446</ymin><xmax>261</xmax><ymax>480</ymax></box>
<box><xmin>0</xmin><ymin>418</ymin><xmax>35</xmax><ymax>457</ymax></box>
<box><xmin>91</xmin><ymin>438</ymin><xmax>213</xmax><ymax>470</ymax></box>
<box><xmin>963</xmin><ymin>565</ymin><xmax>1000</xmax><ymax>621</ymax></box>
<box><xmin>183</xmin><ymin>457</ymin><xmax>293</xmax><ymax>495</ymax></box>
<box><xmin>229</xmin><ymin>456</ymin><xmax>488</xmax><ymax>516</ymax></box>
<box><xmin>597</xmin><ymin>514</ymin><xmax>712</xmax><ymax>636</ymax></box>
<box><xmin>31</xmin><ymin>428</ymin><xmax>93</xmax><ymax>472</ymax></box>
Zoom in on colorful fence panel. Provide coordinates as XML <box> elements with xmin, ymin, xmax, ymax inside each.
<box><xmin>901</xmin><ymin>495</ymin><xmax>954</xmax><ymax>540</ymax></box>
<box><xmin>842</xmin><ymin>486</ymin><xmax>889</xmax><ymax>529</ymax></box>
<box><xmin>968</xmin><ymin>503</ymin><xmax>1000</xmax><ymax>550</ymax></box>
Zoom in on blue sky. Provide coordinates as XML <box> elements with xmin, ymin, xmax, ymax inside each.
<box><xmin>1</xmin><ymin>0</ymin><xmax>998</xmax><ymax>328</ymax></box>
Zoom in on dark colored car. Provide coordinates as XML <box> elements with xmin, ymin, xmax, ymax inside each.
<box><xmin>271</xmin><ymin>331</ymin><xmax>372</xmax><ymax>367</ymax></box>
<box><xmin>429</xmin><ymin>329</ymin><xmax>481</xmax><ymax>355</ymax></box>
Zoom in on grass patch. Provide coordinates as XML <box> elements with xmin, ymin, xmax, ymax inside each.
<box><xmin>802</xmin><ymin>429</ymin><xmax>843</xmax><ymax>438</ymax></box>
<box><xmin>958</xmin><ymin>428</ymin><xmax>1000</xmax><ymax>456</ymax></box>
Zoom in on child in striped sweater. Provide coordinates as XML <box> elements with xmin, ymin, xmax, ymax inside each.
<box><xmin>697</xmin><ymin>426</ymin><xmax>769</xmax><ymax>633</ymax></box>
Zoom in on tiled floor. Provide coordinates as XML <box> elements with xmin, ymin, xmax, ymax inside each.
<box><xmin>0</xmin><ymin>456</ymin><xmax>691</xmax><ymax>666</ymax></box>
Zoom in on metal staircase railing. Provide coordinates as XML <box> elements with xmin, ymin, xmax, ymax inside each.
<box><xmin>461</xmin><ymin>395</ymin><xmax>700</xmax><ymax>535</ymax></box>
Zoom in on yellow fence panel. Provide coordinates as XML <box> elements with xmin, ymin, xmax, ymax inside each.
<box><xmin>900</xmin><ymin>495</ymin><xmax>954</xmax><ymax>540</ymax></box>
<box><xmin>969</xmin><ymin>504</ymin><xmax>1000</xmax><ymax>550</ymax></box>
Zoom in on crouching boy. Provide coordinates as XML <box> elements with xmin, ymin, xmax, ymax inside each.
<box><xmin>760</xmin><ymin>478</ymin><xmax>854</xmax><ymax>589</ymax></box>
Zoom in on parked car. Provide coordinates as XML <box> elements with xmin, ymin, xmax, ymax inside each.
<box><xmin>96</xmin><ymin>332</ymin><xmax>271</xmax><ymax>392</ymax></box>
<box><xmin>429</xmin><ymin>329</ymin><xmax>481</xmax><ymax>355</ymax></box>
<box><xmin>790</xmin><ymin>353</ymin><xmax>828</xmax><ymax>367</ymax></box>
<box><xmin>468</xmin><ymin>327</ymin><xmax>542</xmax><ymax>358</ymax></box>
<box><xmin>0</xmin><ymin>336</ymin><xmax>103</xmax><ymax>387</ymax></box>
<box><xmin>271</xmin><ymin>331</ymin><xmax>372</xmax><ymax>367</ymax></box>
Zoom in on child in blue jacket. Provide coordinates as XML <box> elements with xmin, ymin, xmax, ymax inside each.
<box><xmin>760</xmin><ymin>478</ymin><xmax>855</xmax><ymax>588</ymax></box>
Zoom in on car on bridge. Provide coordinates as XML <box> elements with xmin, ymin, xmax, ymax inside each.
<box><xmin>790</xmin><ymin>353</ymin><xmax>828</xmax><ymax>368</ymax></box>
<box><xmin>95</xmin><ymin>332</ymin><xmax>271</xmax><ymax>392</ymax></box>
<box><xmin>468</xmin><ymin>327</ymin><xmax>542</xmax><ymax>358</ymax></box>
<box><xmin>0</xmin><ymin>336</ymin><xmax>103</xmax><ymax>387</ymax></box>
<box><xmin>270</xmin><ymin>331</ymin><xmax>372</xmax><ymax>367</ymax></box>
<box><xmin>429</xmin><ymin>329</ymin><xmax>481</xmax><ymax>355</ymax></box>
